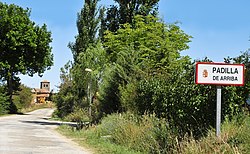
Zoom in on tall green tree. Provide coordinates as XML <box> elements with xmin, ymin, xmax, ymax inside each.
<box><xmin>102</xmin><ymin>0</ymin><xmax>160</xmax><ymax>32</ymax></box>
<box><xmin>104</xmin><ymin>15</ymin><xmax>191</xmax><ymax>76</ymax></box>
<box><xmin>70</xmin><ymin>0</ymin><xmax>104</xmax><ymax>113</ymax></box>
<box><xmin>68</xmin><ymin>0</ymin><xmax>103</xmax><ymax>62</ymax></box>
<box><xmin>72</xmin><ymin>42</ymin><xmax>107</xmax><ymax>120</ymax></box>
<box><xmin>0</xmin><ymin>3</ymin><xmax>53</xmax><ymax>113</ymax></box>
<box><xmin>100</xmin><ymin>15</ymin><xmax>191</xmax><ymax>114</ymax></box>
<box><xmin>55</xmin><ymin>0</ymin><xmax>104</xmax><ymax>119</ymax></box>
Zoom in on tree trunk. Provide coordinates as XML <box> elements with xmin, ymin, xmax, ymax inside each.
<box><xmin>6</xmin><ymin>70</ymin><xmax>17</xmax><ymax>113</ymax></box>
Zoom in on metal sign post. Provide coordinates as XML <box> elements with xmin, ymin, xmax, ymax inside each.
<box><xmin>216</xmin><ymin>86</ymin><xmax>221</xmax><ymax>137</ymax></box>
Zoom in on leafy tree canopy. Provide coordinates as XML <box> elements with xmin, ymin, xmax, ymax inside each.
<box><xmin>103</xmin><ymin>15</ymin><xmax>191</xmax><ymax>77</ymax></box>
<box><xmin>99</xmin><ymin>15</ymin><xmax>191</xmax><ymax>114</ymax></box>
<box><xmin>0</xmin><ymin>2</ymin><xmax>53</xmax><ymax>112</ymax></box>
<box><xmin>102</xmin><ymin>0</ymin><xmax>160</xmax><ymax>32</ymax></box>
<box><xmin>69</xmin><ymin>0</ymin><xmax>103</xmax><ymax>62</ymax></box>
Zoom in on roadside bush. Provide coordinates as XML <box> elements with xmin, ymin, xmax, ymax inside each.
<box><xmin>58</xmin><ymin>111</ymin><xmax>250</xmax><ymax>154</ymax></box>
<box><xmin>52</xmin><ymin>86</ymin><xmax>75</xmax><ymax>118</ymax></box>
<box><xmin>134</xmin><ymin>73</ymin><xmax>217</xmax><ymax>138</ymax></box>
<box><xmin>131</xmin><ymin>59</ymin><xmax>247</xmax><ymax>138</ymax></box>
<box><xmin>93</xmin><ymin>112</ymin><xmax>173</xmax><ymax>153</ymax></box>
<box><xmin>65</xmin><ymin>108</ymin><xmax>90</xmax><ymax>129</ymax></box>
<box><xmin>0</xmin><ymin>85</ymin><xmax>9</xmax><ymax>115</ymax></box>
<box><xmin>13</xmin><ymin>84</ymin><xmax>33</xmax><ymax>111</ymax></box>
<box><xmin>175</xmin><ymin>114</ymin><xmax>250</xmax><ymax>154</ymax></box>
<box><xmin>53</xmin><ymin>62</ymin><xmax>76</xmax><ymax>118</ymax></box>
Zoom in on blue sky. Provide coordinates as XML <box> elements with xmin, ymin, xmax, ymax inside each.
<box><xmin>1</xmin><ymin>0</ymin><xmax>250</xmax><ymax>91</ymax></box>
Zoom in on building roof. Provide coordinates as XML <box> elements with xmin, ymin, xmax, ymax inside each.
<box><xmin>41</xmin><ymin>80</ymin><xmax>50</xmax><ymax>83</ymax></box>
<box><xmin>36</xmin><ymin>94</ymin><xmax>50</xmax><ymax>98</ymax></box>
<box><xmin>32</xmin><ymin>88</ymin><xmax>50</xmax><ymax>94</ymax></box>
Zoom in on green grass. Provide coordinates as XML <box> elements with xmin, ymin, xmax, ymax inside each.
<box><xmin>175</xmin><ymin>115</ymin><xmax>250</xmax><ymax>154</ymax></box>
<box><xmin>57</xmin><ymin>113</ymin><xmax>250</xmax><ymax>154</ymax></box>
<box><xmin>0</xmin><ymin>114</ymin><xmax>9</xmax><ymax>117</ymax></box>
<box><xmin>57</xmin><ymin>125</ymin><xmax>142</xmax><ymax>154</ymax></box>
<box><xmin>57</xmin><ymin>113</ymin><xmax>172</xmax><ymax>153</ymax></box>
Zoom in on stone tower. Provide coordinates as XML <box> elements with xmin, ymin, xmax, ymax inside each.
<box><xmin>40</xmin><ymin>80</ymin><xmax>50</xmax><ymax>91</ymax></box>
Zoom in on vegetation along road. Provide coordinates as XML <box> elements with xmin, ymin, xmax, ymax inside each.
<box><xmin>0</xmin><ymin>108</ymin><xmax>92</xmax><ymax>154</ymax></box>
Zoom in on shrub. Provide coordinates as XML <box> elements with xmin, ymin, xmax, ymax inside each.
<box><xmin>0</xmin><ymin>86</ymin><xmax>9</xmax><ymax>115</ymax></box>
<box><xmin>13</xmin><ymin>84</ymin><xmax>33</xmax><ymax>110</ymax></box>
<box><xmin>52</xmin><ymin>87</ymin><xmax>75</xmax><ymax>118</ymax></box>
<box><xmin>58</xmin><ymin>112</ymin><xmax>250</xmax><ymax>153</ymax></box>
<box><xmin>175</xmin><ymin>114</ymin><xmax>250</xmax><ymax>154</ymax></box>
<box><xmin>65</xmin><ymin>108</ymin><xmax>90</xmax><ymax>129</ymax></box>
<box><xmin>93</xmin><ymin>112</ymin><xmax>173</xmax><ymax>153</ymax></box>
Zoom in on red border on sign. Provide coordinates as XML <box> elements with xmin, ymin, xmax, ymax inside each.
<box><xmin>195</xmin><ymin>62</ymin><xmax>245</xmax><ymax>86</ymax></box>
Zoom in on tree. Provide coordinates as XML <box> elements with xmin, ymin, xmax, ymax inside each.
<box><xmin>68</xmin><ymin>0</ymin><xmax>103</xmax><ymax>62</ymax></box>
<box><xmin>0</xmin><ymin>3</ymin><xmax>53</xmax><ymax>113</ymax></box>
<box><xmin>53</xmin><ymin>61</ymin><xmax>75</xmax><ymax>118</ymax></box>
<box><xmin>102</xmin><ymin>0</ymin><xmax>160</xmax><ymax>32</ymax></box>
<box><xmin>72</xmin><ymin>42</ymin><xmax>107</xmax><ymax>120</ymax></box>
<box><xmin>100</xmin><ymin>15</ymin><xmax>191</xmax><ymax>114</ymax></box>
<box><xmin>54</xmin><ymin>43</ymin><xmax>107</xmax><ymax>120</ymax></box>
<box><xmin>63</xmin><ymin>0</ymin><xmax>105</xmax><ymax>120</ymax></box>
<box><xmin>103</xmin><ymin>15</ymin><xmax>191</xmax><ymax>77</ymax></box>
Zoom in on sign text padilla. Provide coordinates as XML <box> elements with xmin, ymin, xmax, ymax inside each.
<box><xmin>212</xmin><ymin>67</ymin><xmax>239</xmax><ymax>74</ymax></box>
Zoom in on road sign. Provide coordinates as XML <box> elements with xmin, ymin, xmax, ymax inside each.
<box><xmin>195</xmin><ymin>62</ymin><xmax>245</xmax><ymax>137</ymax></box>
<box><xmin>195</xmin><ymin>62</ymin><xmax>244</xmax><ymax>86</ymax></box>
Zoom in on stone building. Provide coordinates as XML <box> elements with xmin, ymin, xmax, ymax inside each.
<box><xmin>31</xmin><ymin>80</ymin><xmax>50</xmax><ymax>103</ymax></box>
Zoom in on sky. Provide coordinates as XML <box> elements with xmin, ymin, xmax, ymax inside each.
<box><xmin>1</xmin><ymin>0</ymin><xmax>250</xmax><ymax>91</ymax></box>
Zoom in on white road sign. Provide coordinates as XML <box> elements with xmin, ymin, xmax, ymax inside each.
<box><xmin>195</xmin><ymin>62</ymin><xmax>244</xmax><ymax>86</ymax></box>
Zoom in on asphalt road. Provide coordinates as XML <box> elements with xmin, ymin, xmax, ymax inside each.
<box><xmin>0</xmin><ymin>108</ymin><xmax>92</xmax><ymax>154</ymax></box>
